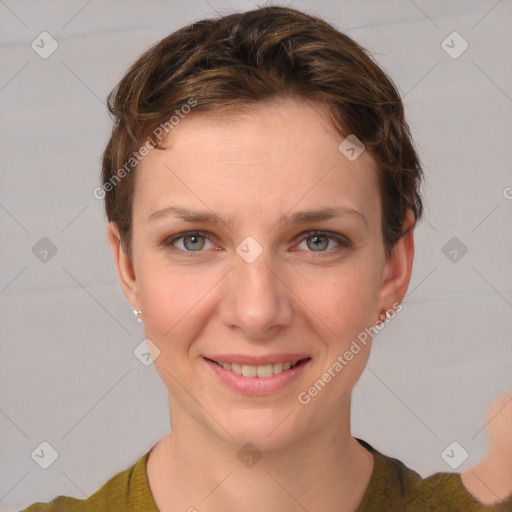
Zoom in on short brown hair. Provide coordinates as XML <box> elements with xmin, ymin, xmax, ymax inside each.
<box><xmin>101</xmin><ymin>5</ymin><xmax>424</xmax><ymax>260</ymax></box>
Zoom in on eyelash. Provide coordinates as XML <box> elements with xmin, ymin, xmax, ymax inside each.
<box><xmin>163</xmin><ymin>230</ymin><xmax>351</xmax><ymax>257</ymax></box>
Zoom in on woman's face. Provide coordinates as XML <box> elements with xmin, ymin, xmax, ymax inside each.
<box><xmin>109</xmin><ymin>97</ymin><xmax>412</xmax><ymax>450</ymax></box>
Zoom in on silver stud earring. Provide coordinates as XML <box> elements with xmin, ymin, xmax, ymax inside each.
<box><xmin>133</xmin><ymin>309</ymin><xmax>143</xmax><ymax>322</ymax></box>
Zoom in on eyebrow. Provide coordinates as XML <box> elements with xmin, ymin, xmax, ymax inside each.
<box><xmin>148</xmin><ymin>205</ymin><xmax>368</xmax><ymax>229</ymax></box>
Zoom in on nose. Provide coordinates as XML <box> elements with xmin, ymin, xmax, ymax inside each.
<box><xmin>220</xmin><ymin>248</ymin><xmax>294</xmax><ymax>340</ymax></box>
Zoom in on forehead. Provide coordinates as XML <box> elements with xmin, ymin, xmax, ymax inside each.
<box><xmin>134</xmin><ymin>97</ymin><xmax>380</xmax><ymax>227</ymax></box>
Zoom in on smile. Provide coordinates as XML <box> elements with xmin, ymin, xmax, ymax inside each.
<box><xmin>203</xmin><ymin>355</ymin><xmax>311</xmax><ymax>395</ymax></box>
<box><xmin>210</xmin><ymin>359</ymin><xmax>302</xmax><ymax>378</ymax></box>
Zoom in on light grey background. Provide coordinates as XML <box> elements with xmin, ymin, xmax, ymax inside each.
<box><xmin>1</xmin><ymin>0</ymin><xmax>511</xmax><ymax>510</ymax></box>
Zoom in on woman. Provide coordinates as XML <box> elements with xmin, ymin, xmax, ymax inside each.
<box><xmin>22</xmin><ymin>5</ymin><xmax>512</xmax><ymax>511</ymax></box>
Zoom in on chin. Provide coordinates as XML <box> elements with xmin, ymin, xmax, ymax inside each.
<box><xmin>218</xmin><ymin>411</ymin><xmax>309</xmax><ymax>452</ymax></box>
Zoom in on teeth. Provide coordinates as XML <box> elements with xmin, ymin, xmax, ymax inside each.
<box><xmin>231</xmin><ymin>363</ymin><xmax>242</xmax><ymax>375</ymax></box>
<box><xmin>256</xmin><ymin>364</ymin><xmax>273</xmax><ymax>378</ymax></box>
<box><xmin>273</xmin><ymin>362</ymin><xmax>284</xmax><ymax>374</ymax></box>
<box><xmin>214</xmin><ymin>359</ymin><xmax>302</xmax><ymax>378</ymax></box>
<box><xmin>241</xmin><ymin>365</ymin><xmax>257</xmax><ymax>377</ymax></box>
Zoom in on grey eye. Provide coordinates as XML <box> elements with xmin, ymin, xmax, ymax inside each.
<box><xmin>306</xmin><ymin>234</ymin><xmax>330</xmax><ymax>251</ymax></box>
<box><xmin>182</xmin><ymin>234</ymin><xmax>206</xmax><ymax>251</ymax></box>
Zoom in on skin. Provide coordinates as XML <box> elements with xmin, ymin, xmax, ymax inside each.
<box><xmin>460</xmin><ymin>392</ymin><xmax>512</xmax><ymax>504</ymax></box>
<box><xmin>107</xmin><ymin>96</ymin><xmax>511</xmax><ymax>510</ymax></box>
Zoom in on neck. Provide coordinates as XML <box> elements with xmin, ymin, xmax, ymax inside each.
<box><xmin>147</xmin><ymin>394</ymin><xmax>374</xmax><ymax>512</ymax></box>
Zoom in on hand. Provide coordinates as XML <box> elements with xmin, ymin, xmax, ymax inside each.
<box><xmin>460</xmin><ymin>392</ymin><xmax>512</xmax><ymax>504</ymax></box>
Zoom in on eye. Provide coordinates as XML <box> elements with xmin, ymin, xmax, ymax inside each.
<box><xmin>295</xmin><ymin>230</ymin><xmax>351</xmax><ymax>253</ymax></box>
<box><xmin>163</xmin><ymin>229</ymin><xmax>351</xmax><ymax>257</ymax></box>
<box><xmin>164</xmin><ymin>231</ymin><xmax>215</xmax><ymax>255</ymax></box>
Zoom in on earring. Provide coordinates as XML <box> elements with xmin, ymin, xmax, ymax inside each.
<box><xmin>378</xmin><ymin>309</ymin><xmax>391</xmax><ymax>323</ymax></box>
<box><xmin>133</xmin><ymin>309</ymin><xmax>143</xmax><ymax>323</ymax></box>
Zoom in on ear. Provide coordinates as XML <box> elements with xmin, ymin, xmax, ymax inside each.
<box><xmin>106</xmin><ymin>221</ymin><xmax>140</xmax><ymax>310</ymax></box>
<box><xmin>375</xmin><ymin>209</ymin><xmax>416</xmax><ymax>318</ymax></box>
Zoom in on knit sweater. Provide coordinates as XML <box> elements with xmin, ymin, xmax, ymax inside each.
<box><xmin>20</xmin><ymin>438</ymin><xmax>512</xmax><ymax>511</ymax></box>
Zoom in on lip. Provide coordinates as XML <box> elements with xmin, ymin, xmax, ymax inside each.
<box><xmin>204</xmin><ymin>353</ymin><xmax>311</xmax><ymax>365</ymax></box>
<box><xmin>203</xmin><ymin>356</ymin><xmax>311</xmax><ymax>396</ymax></box>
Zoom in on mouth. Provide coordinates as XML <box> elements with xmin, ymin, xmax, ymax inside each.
<box><xmin>205</xmin><ymin>357</ymin><xmax>311</xmax><ymax>378</ymax></box>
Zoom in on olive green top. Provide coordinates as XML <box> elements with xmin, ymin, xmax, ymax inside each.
<box><xmin>20</xmin><ymin>439</ymin><xmax>512</xmax><ymax>511</ymax></box>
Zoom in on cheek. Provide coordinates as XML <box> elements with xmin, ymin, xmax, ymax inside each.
<box><xmin>299</xmin><ymin>268</ymin><xmax>377</xmax><ymax>401</ymax></box>
<box><xmin>139</xmin><ymin>269</ymin><xmax>218</xmax><ymax>394</ymax></box>
<box><xmin>295</xmin><ymin>260</ymin><xmax>380</xmax><ymax>337</ymax></box>
<box><xmin>138</xmin><ymin>265</ymin><xmax>221</xmax><ymax>353</ymax></box>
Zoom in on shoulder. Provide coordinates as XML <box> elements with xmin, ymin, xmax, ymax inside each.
<box><xmin>356</xmin><ymin>438</ymin><xmax>512</xmax><ymax>512</ymax></box>
<box><xmin>19</xmin><ymin>451</ymin><xmax>156</xmax><ymax>512</ymax></box>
